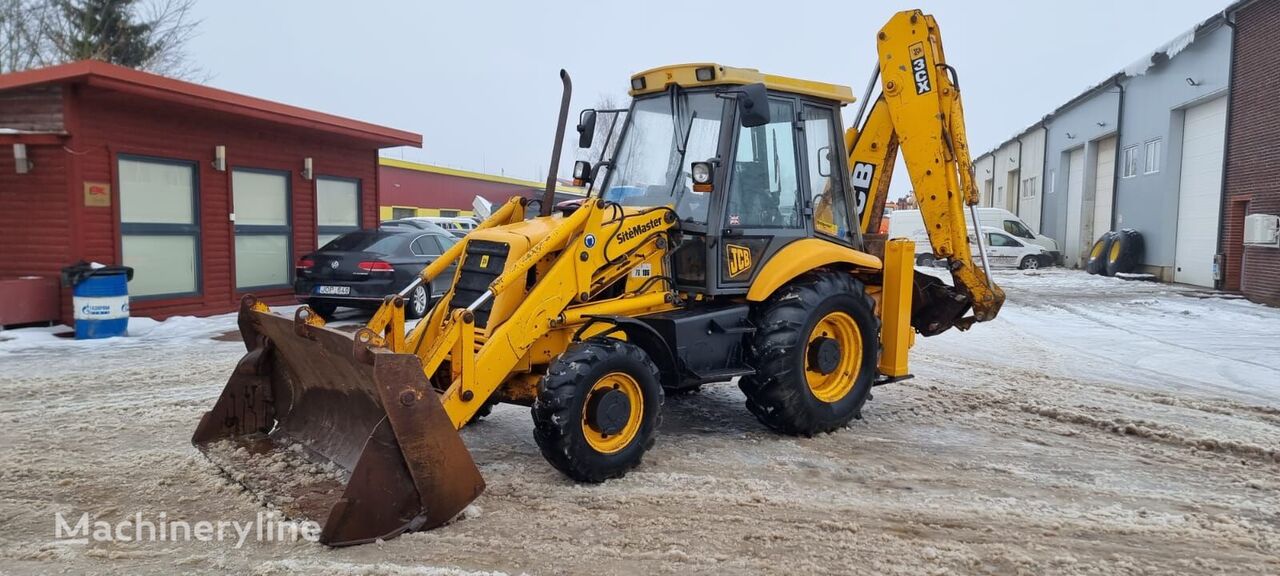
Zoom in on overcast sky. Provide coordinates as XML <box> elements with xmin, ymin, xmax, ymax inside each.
<box><xmin>188</xmin><ymin>0</ymin><xmax>1233</xmax><ymax>197</ymax></box>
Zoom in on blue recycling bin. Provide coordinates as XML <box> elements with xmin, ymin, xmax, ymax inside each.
<box><xmin>63</xmin><ymin>264</ymin><xmax>132</xmax><ymax>339</ymax></box>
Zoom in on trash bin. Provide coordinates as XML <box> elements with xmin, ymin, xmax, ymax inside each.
<box><xmin>61</xmin><ymin>262</ymin><xmax>134</xmax><ymax>340</ymax></box>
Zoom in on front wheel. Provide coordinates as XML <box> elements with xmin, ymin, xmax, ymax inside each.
<box><xmin>740</xmin><ymin>272</ymin><xmax>879</xmax><ymax>436</ymax></box>
<box><xmin>1019</xmin><ymin>255</ymin><xmax>1041</xmax><ymax>270</ymax></box>
<box><xmin>532</xmin><ymin>338</ymin><xmax>663</xmax><ymax>482</ymax></box>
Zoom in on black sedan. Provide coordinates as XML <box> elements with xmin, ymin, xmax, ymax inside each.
<box><xmin>294</xmin><ymin>229</ymin><xmax>458</xmax><ymax>319</ymax></box>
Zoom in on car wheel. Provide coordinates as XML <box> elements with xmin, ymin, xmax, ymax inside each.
<box><xmin>1019</xmin><ymin>255</ymin><xmax>1040</xmax><ymax>270</ymax></box>
<box><xmin>308</xmin><ymin>301</ymin><xmax>337</xmax><ymax>320</ymax></box>
<box><xmin>916</xmin><ymin>254</ymin><xmax>936</xmax><ymax>267</ymax></box>
<box><xmin>406</xmin><ymin>283</ymin><xmax>430</xmax><ymax>319</ymax></box>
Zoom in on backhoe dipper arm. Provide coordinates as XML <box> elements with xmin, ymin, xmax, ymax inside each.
<box><xmin>847</xmin><ymin>9</ymin><xmax>1005</xmax><ymax>335</ymax></box>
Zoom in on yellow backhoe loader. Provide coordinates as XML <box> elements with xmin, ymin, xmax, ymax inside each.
<box><xmin>193</xmin><ymin>9</ymin><xmax>1004</xmax><ymax>546</ymax></box>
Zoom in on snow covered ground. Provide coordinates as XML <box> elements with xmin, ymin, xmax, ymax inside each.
<box><xmin>1</xmin><ymin>269</ymin><xmax>1277</xmax><ymax>575</ymax></box>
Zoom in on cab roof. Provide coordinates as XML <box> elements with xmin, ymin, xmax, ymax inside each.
<box><xmin>628</xmin><ymin>63</ymin><xmax>855</xmax><ymax>104</ymax></box>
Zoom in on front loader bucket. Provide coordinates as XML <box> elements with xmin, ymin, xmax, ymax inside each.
<box><xmin>192</xmin><ymin>297</ymin><xmax>484</xmax><ymax>546</ymax></box>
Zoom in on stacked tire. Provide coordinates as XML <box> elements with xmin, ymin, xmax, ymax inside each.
<box><xmin>1085</xmin><ymin>229</ymin><xmax>1143</xmax><ymax>276</ymax></box>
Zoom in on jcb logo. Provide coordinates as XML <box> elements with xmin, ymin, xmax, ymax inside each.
<box><xmin>726</xmin><ymin>244</ymin><xmax>753</xmax><ymax>278</ymax></box>
<box><xmin>910</xmin><ymin>42</ymin><xmax>930</xmax><ymax>94</ymax></box>
<box><xmin>851</xmin><ymin>161</ymin><xmax>876</xmax><ymax>220</ymax></box>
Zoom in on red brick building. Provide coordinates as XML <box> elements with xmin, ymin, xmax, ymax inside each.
<box><xmin>0</xmin><ymin>61</ymin><xmax>420</xmax><ymax>323</ymax></box>
<box><xmin>1221</xmin><ymin>0</ymin><xmax>1280</xmax><ymax>305</ymax></box>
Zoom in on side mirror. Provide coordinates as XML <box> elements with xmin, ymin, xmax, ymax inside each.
<box><xmin>577</xmin><ymin>109</ymin><xmax>597</xmax><ymax>148</ymax></box>
<box><xmin>817</xmin><ymin>145</ymin><xmax>832</xmax><ymax>178</ymax></box>
<box><xmin>738</xmin><ymin>82</ymin><xmax>770</xmax><ymax>128</ymax></box>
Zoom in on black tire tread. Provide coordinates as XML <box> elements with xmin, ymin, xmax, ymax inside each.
<box><xmin>1086</xmin><ymin>232</ymin><xmax>1116</xmax><ymax>275</ymax></box>
<box><xmin>1105</xmin><ymin>228</ymin><xmax>1144</xmax><ymax>276</ymax></box>
<box><xmin>739</xmin><ymin>271</ymin><xmax>879</xmax><ymax>437</ymax></box>
<box><xmin>532</xmin><ymin>338</ymin><xmax>663</xmax><ymax>483</ymax></box>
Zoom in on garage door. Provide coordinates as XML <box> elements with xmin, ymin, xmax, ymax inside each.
<box><xmin>1064</xmin><ymin>148</ymin><xmax>1086</xmax><ymax>268</ymax></box>
<box><xmin>1174</xmin><ymin>97</ymin><xmax>1227</xmax><ymax>287</ymax></box>
<box><xmin>1092</xmin><ymin>136</ymin><xmax>1116</xmax><ymax>244</ymax></box>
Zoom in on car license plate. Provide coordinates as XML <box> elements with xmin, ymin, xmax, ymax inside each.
<box><xmin>314</xmin><ymin>285</ymin><xmax>350</xmax><ymax>295</ymax></box>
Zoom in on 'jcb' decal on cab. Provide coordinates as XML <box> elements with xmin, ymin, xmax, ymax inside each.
<box><xmin>851</xmin><ymin>161</ymin><xmax>876</xmax><ymax>221</ymax></box>
<box><xmin>726</xmin><ymin>244</ymin><xmax>753</xmax><ymax>278</ymax></box>
<box><xmin>910</xmin><ymin>42</ymin><xmax>930</xmax><ymax>95</ymax></box>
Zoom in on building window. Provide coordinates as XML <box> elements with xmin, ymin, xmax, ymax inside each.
<box><xmin>118</xmin><ymin>156</ymin><xmax>199</xmax><ymax>298</ymax></box>
<box><xmin>232</xmin><ymin>169</ymin><xmax>291</xmax><ymax>290</ymax></box>
<box><xmin>439</xmin><ymin>209</ymin><xmax>460</xmax><ymax>218</ymax></box>
<box><xmin>1121</xmin><ymin>145</ymin><xmax>1139</xmax><ymax>178</ymax></box>
<box><xmin>391</xmin><ymin>206</ymin><xmax>416</xmax><ymax>220</ymax></box>
<box><xmin>1020</xmin><ymin>176</ymin><xmax>1038</xmax><ymax>199</ymax></box>
<box><xmin>317</xmin><ymin>176</ymin><xmax>360</xmax><ymax>247</ymax></box>
<box><xmin>1144</xmin><ymin>139</ymin><xmax>1161</xmax><ymax>174</ymax></box>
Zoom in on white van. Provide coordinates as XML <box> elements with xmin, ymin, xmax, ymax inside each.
<box><xmin>889</xmin><ymin>207</ymin><xmax>1059</xmax><ymax>264</ymax></box>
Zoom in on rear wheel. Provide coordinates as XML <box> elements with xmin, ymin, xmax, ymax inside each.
<box><xmin>405</xmin><ymin>284</ymin><xmax>430</xmax><ymax>319</ymax></box>
<box><xmin>1086</xmin><ymin>232</ymin><xmax>1115</xmax><ymax>275</ymax></box>
<box><xmin>532</xmin><ymin>338</ymin><xmax>663</xmax><ymax>482</ymax></box>
<box><xmin>1105</xmin><ymin>229</ymin><xmax>1144</xmax><ymax>276</ymax></box>
<box><xmin>740</xmin><ymin>272</ymin><xmax>879</xmax><ymax>436</ymax></box>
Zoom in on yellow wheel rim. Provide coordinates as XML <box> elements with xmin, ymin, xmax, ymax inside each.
<box><xmin>1108</xmin><ymin>241</ymin><xmax>1121</xmax><ymax>263</ymax></box>
<box><xmin>581</xmin><ymin>372</ymin><xmax>643</xmax><ymax>454</ymax></box>
<box><xmin>1091</xmin><ymin>241</ymin><xmax>1104</xmax><ymax>259</ymax></box>
<box><xmin>805</xmin><ymin>311</ymin><xmax>862</xmax><ymax>403</ymax></box>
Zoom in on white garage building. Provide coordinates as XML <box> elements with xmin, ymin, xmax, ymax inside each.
<box><xmin>975</xmin><ymin>11</ymin><xmax>1232</xmax><ymax>285</ymax></box>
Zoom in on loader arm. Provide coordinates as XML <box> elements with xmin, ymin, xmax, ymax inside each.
<box><xmin>846</xmin><ymin>10</ymin><xmax>1005</xmax><ymax>335</ymax></box>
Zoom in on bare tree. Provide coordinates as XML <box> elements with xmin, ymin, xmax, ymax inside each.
<box><xmin>0</xmin><ymin>0</ymin><xmax>203</xmax><ymax>79</ymax></box>
<box><xmin>0</xmin><ymin>0</ymin><xmax>53</xmax><ymax>73</ymax></box>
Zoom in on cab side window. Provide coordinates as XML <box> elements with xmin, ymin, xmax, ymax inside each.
<box><xmin>802</xmin><ymin>105</ymin><xmax>851</xmax><ymax>239</ymax></box>
<box><xmin>726</xmin><ymin>99</ymin><xmax>802</xmax><ymax>228</ymax></box>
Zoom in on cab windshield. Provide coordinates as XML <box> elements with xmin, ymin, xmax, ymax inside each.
<box><xmin>602</xmin><ymin>90</ymin><xmax>725</xmax><ymax>224</ymax></box>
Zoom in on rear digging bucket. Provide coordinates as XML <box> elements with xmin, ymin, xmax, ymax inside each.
<box><xmin>192</xmin><ymin>298</ymin><xmax>485</xmax><ymax>546</ymax></box>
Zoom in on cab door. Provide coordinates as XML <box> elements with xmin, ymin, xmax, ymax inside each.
<box><xmin>800</xmin><ymin>103</ymin><xmax>854</xmax><ymax>243</ymax></box>
<box><xmin>715</xmin><ymin>97</ymin><xmax>807</xmax><ymax>290</ymax></box>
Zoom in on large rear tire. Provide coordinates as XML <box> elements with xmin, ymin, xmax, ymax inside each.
<box><xmin>532</xmin><ymin>338</ymin><xmax>663</xmax><ymax>482</ymax></box>
<box><xmin>739</xmin><ymin>272</ymin><xmax>879</xmax><ymax>436</ymax></box>
<box><xmin>1105</xmin><ymin>229</ymin><xmax>1144</xmax><ymax>276</ymax></box>
<box><xmin>1085</xmin><ymin>232</ymin><xmax>1115</xmax><ymax>275</ymax></box>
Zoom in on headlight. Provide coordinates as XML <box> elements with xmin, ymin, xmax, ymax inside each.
<box><xmin>691</xmin><ymin>161</ymin><xmax>713</xmax><ymax>192</ymax></box>
<box><xmin>572</xmin><ymin>160</ymin><xmax>591</xmax><ymax>185</ymax></box>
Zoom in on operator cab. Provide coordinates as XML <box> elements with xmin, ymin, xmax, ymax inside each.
<box><xmin>573</xmin><ymin>64</ymin><xmax>860</xmax><ymax>296</ymax></box>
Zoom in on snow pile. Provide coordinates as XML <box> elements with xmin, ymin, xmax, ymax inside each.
<box><xmin>1122</xmin><ymin>25</ymin><xmax>1199</xmax><ymax>77</ymax></box>
<box><xmin>0</xmin><ymin>312</ymin><xmax>243</xmax><ymax>354</ymax></box>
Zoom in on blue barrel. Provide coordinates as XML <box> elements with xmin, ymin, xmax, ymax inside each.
<box><xmin>72</xmin><ymin>272</ymin><xmax>130</xmax><ymax>339</ymax></box>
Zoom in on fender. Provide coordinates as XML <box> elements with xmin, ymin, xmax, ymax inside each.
<box><xmin>746</xmin><ymin>238</ymin><xmax>882</xmax><ymax>302</ymax></box>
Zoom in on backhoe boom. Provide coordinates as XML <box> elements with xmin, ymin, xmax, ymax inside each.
<box><xmin>847</xmin><ymin>10</ymin><xmax>1005</xmax><ymax>335</ymax></box>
